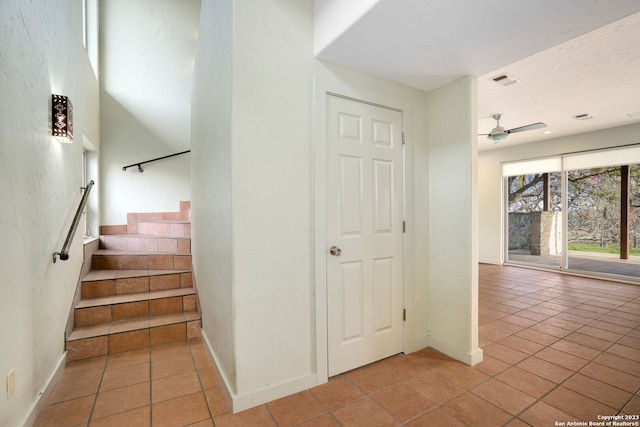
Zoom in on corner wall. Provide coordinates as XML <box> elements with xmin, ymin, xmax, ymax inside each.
<box><xmin>190</xmin><ymin>0</ymin><xmax>236</xmax><ymax>394</ymax></box>
<box><xmin>0</xmin><ymin>1</ymin><xmax>100</xmax><ymax>425</ymax></box>
<box><xmin>426</xmin><ymin>76</ymin><xmax>482</xmax><ymax>365</ymax></box>
<box><xmin>478</xmin><ymin>123</ymin><xmax>640</xmax><ymax>265</ymax></box>
<box><xmin>99</xmin><ymin>0</ymin><xmax>201</xmax><ymax>225</ymax></box>
<box><xmin>192</xmin><ymin>0</ymin><xmax>479</xmax><ymax>412</ymax></box>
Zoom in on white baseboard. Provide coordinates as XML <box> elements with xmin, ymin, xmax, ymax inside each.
<box><xmin>479</xmin><ymin>258</ymin><xmax>502</xmax><ymax>265</ymax></box>
<box><xmin>200</xmin><ymin>329</ymin><xmax>318</xmax><ymax>414</ymax></box>
<box><xmin>20</xmin><ymin>352</ymin><xmax>66</xmax><ymax>427</ymax></box>
<box><xmin>428</xmin><ymin>337</ymin><xmax>484</xmax><ymax>366</ymax></box>
<box><xmin>231</xmin><ymin>374</ymin><xmax>317</xmax><ymax>413</ymax></box>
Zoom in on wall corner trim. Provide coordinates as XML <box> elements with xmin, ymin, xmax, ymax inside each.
<box><xmin>428</xmin><ymin>337</ymin><xmax>484</xmax><ymax>366</ymax></box>
<box><xmin>20</xmin><ymin>352</ymin><xmax>66</xmax><ymax>427</ymax></box>
<box><xmin>201</xmin><ymin>329</ymin><xmax>317</xmax><ymax>414</ymax></box>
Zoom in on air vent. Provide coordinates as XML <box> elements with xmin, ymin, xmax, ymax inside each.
<box><xmin>574</xmin><ymin>113</ymin><xmax>593</xmax><ymax>120</ymax></box>
<box><xmin>491</xmin><ymin>74</ymin><xmax>518</xmax><ymax>86</ymax></box>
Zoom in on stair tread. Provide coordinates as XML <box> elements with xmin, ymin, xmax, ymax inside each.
<box><xmin>67</xmin><ymin>311</ymin><xmax>201</xmax><ymax>341</ymax></box>
<box><xmin>136</xmin><ymin>219</ymin><xmax>190</xmax><ymax>223</ymax></box>
<box><xmin>94</xmin><ymin>249</ymin><xmax>192</xmax><ymax>255</ymax></box>
<box><xmin>101</xmin><ymin>233</ymin><xmax>191</xmax><ymax>239</ymax></box>
<box><xmin>76</xmin><ymin>287</ymin><xmax>196</xmax><ymax>308</ymax></box>
<box><xmin>83</xmin><ymin>269</ymin><xmax>191</xmax><ymax>282</ymax></box>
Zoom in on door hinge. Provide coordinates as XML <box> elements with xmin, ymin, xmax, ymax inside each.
<box><xmin>403</xmin><ymin>221</ymin><xmax>406</xmax><ymax>233</ymax></box>
<box><xmin>403</xmin><ymin>309</ymin><xmax>406</xmax><ymax>321</ymax></box>
<box><xmin>402</xmin><ymin>132</ymin><xmax>406</xmax><ymax>144</ymax></box>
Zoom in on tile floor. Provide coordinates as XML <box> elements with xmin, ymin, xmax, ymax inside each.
<box><xmin>34</xmin><ymin>264</ymin><xmax>640</xmax><ymax>426</ymax></box>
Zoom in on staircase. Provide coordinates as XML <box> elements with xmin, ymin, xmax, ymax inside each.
<box><xmin>66</xmin><ymin>201</ymin><xmax>201</xmax><ymax>362</ymax></box>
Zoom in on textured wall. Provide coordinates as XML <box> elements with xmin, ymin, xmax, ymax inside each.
<box><xmin>99</xmin><ymin>0</ymin><xmax>201</xmax><ymax>225</ymax></box>
<box><xmin>0</xmin><ymin>1</ymin><xmax>100</xmax><ymax>425</ymax></box>
<box><xmin>193</xmin><ymin>0</ymin><xmax>434</xmax><ymax>412</ymax></box>
<box><xmin>426</xmin><ymin>76</ymin><xmax>482</xmax><ymax>365</ymax></box>
<box><xmin>190</xmin><ymin>0</ymin><xmax>236</xmax><ymax>394</ymax></box>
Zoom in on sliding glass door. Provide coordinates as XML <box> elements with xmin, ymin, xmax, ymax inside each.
<box><xmin>504</xmin><ymin>145</ymin><xmax>640</xmax><ymax>281</ymax></box>
<box><xmin>504</xmin><ymin>157</ymin><xmax>563</xmax><ymax>269</ymax></box>
<box><xmin>506</xmin><ymin>172</ymin><xmax>562</xmax><ymax>268</ymax></box>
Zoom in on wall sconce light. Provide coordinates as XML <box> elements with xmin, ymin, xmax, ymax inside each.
<box><xmin>52</xmin><ymin>94</ymin><xmax>73</xmax><ymax>143</ymax></box>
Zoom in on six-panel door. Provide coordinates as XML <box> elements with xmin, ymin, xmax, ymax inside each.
<box><xmin>326</xmin><ymin>95</ymin><xmax>404</xmax><ymax>376</ymax></box>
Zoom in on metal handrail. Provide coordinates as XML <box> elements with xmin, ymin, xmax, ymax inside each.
<box><xmin>122</xmin><ymin>150</ymin><xmax>191</xmax><ymax>173</ymax></box>
<box><xmin>53</xmin><ymin>180</ymin><xmax>95</xmax><ymax>263</ymax></box>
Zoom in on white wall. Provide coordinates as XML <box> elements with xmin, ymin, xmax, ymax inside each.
<box><xmin>190</xmin><ymin>0</ymin><xmax>236</xmax><ymax>394</ymax></box>
<box><xmin>313</xmin><ymin>0</ymin><xmax>380</xmax><ymax>55</ymax></box>
<box><xmin>0</xmin><ymin>1</ymin><xmax>100</xmax><ymax>425</ymax></box>
<box><xmin>193</xmin><ymin>0</ymin><xmax>480</xmax><ymax>412</ymax></box>
<box><xmin>99</xmin><ymin>0</ymin><xmax>200</xmax><ymax>225</ymax></box>
<box><xmin>426</xmin><ymin>76</ymin><xmax>482</xmax><ymax>365</ymax></box>
<box><xmin>478</xmin><ymin>123</ymin><xmax>640</xmax><ymax>265</ymax></box>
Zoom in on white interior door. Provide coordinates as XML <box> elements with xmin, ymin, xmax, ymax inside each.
<box><xmin>326</xmin><ymin>95</ymin><xmax>404</xmax><ymax>376</ymax></box>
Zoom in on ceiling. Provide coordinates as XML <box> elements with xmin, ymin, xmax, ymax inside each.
<box><xmin>315</xmin><ymin>0</ymin><xmax>640</xmax><ymax>151</ymax></box>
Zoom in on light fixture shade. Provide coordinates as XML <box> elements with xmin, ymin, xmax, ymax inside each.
<box><xmin>487</xmin><ymin>131</ymin><xmax>508</xmax><ymax>143</ymax></box>
<box><xmin>52</xmin><ymin>94</ymin><xmax>73</xmax><ymax>142</ymax></box>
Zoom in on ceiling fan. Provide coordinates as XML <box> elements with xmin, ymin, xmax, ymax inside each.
<box><xmin>480</xmin><ymin>114</ymin><xmax>547</xmax><ymax>142</ymax></box>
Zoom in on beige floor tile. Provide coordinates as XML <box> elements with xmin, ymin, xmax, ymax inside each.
<box><xmin>151</xmin><ymin>391</ymin><xmax>210</xmax><ymax>427</ymax></box>
<box><xmin>331</xmin><ymin>398</ymin><xmax>399</xmax><ymax>427</ymax></box>
<box><xmin>343</xmin><ymin>363</ymin><xmax>400</xmax><ymax>394</ymax></box>
<box><xmin>89</xmin><ymin>406</ymin><xmax>150</xmax><ymax>427</ymax></box>
<box><xmin>579</xmin><ymin>362</ymin><xmax>640</xmax><ymax>393</ymax></box>
<box><xmin>309</xmin><ymin>376</ymin><xmax>365</xmax><ymax>411</ymax></box>
<box><xmin>266</xmin><ymin>391</ymin><xmax>326</xmax><ymax>427</ymax></box>
<box><xmin>433</xmin><ymin>363</ymin><xmax>490</xmax><ymax>388</ymax></box>
<box><xmin>471</xmin><ymin>378</ymin><xmax>536</xmax><ymax>415</ymax></box>
<box><xmin>152</xmin><ymin>370</ymin><xmax>201</xmax><ymax>403</ymax></box>
<box><xmin>204</xmin><ymin>385</ymin><xmax>231</xmax><ymax>416</ymax></box>
<box><xmin>100</xmin><ymin>362</ymin><xmax>149</xmax><ymax>391</ymax></box>
<box><xmin>403</xmin><ymin>370</ymin><xmax>465</xmax><ymax>405</ymax></box>
<box><xmin>562</xmin><ymin>374</ymin><xmax>632</xmax><ymax>409</ymax></box>
<box><xmin>406</xmin><ymin>407</ymin><xmax>465</xmax><ymax>426</ymax></box>
<box><xmin>371</xmin><ymin>384</ymin><xmax>435</xmax><ymax>422</ymax></box>
<box><xmin>518</xmin><ymin>401</ymin><xmax>579</xmax><ymax>426</ymax></box>
<box><xmin>34</xmin><ymin>396</ymin><xmax>95</xmax><ymax>427</ymax></box>
<box><xmin>92</xmin><ymin>382</ymin><xmax>150</xmax><ymax>420</ymax></box>
<box><xmin>495</xmin><ymin>366</ymin><xmax>555</xmax><ymax>398</ymax></box>
<box><xmin>441</xmin><ymin>392</ymin><xmax>512</xmax><ymax>427</ymax></box>
<box><xmin>214</xmin><ymin>405</ymin><xmax>277</xmax><ymax>427</ymax></box>
<box><xmin>543</xmin><ymin>387</ymin><xmax>617</xmax><ymax>421</ymax></box>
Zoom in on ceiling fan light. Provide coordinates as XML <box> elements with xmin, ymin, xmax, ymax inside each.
<box><xmin>487</xmin><ymin>132</ymin><xmax>508</xmax><ymax>142</ymax></box>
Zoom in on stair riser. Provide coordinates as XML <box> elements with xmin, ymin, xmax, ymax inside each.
<box><xmin>136</xmin><ymin>222</ymin><xmax>191</xmax><ymax>238</ymax></box>
<box><xmin>81</xmin><ymin>273</ymin><xmax>193</xmax><ymax>298</ymax></box>
<box><xmin>92</xmin><ymin>254</ymin><xmax>192</xmax><ymax>270</ymax></box>
<box><xmin>75</xmin><ymin>295</ymin><xmax>197</xmax><ymax>327</ymax></box>
<box><xmin>66</xmin><ymin>320</ymin><xmax>201</xmax><ymax>361</ymax></box>
<box><xmin>100</xmin><ymin>236</ymin><xmax>191</xmax><ymax>254</ymax></box>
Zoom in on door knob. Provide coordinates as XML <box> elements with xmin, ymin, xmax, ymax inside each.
<box><xmin>330</xmin><ymin>246</ymin><xmax>342</xmax><ymax>256</ymax></box>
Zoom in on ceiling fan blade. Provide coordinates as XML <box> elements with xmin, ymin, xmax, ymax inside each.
<box><xmin>507</xmin><ymin>122</ymin><xmax>547</xmax><ymax>134</ymax></box>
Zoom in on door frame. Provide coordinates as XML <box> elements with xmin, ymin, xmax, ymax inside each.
<box><xmin>312</xmin><ymin>80</ymin><xmax>415</xmax><ymax>385</ymax></box>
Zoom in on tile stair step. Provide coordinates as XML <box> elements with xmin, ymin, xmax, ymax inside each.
<box><xmin>81</xmin><ymin>269</ymin><xmax>193</xmax><ymax>298</ymax></box>
<box><xmin>91</xmin><ymin>250</ymin><xmax>192</xmax><ymax>270</ymax></box>
<box><xmin>76</xmin><ymin>287</ymin><xmax>196</xmax><ymax>309</ymax></box>
<box><xmin>67</xmin><ymin>202</ymin><xmax>197</xmax><ymax>361</ymax></box>
<box><xmin>66</xmin><ymin>311</ymin><xmax>202</xmax><ymax>361</ymax></box>
<box><xmin>74</xmin><ymin>288</ymin><xmax>198</xmax><ymax>327</ymax></box>
<box><xmin>69</xmin><ymin>311</ymin><xmax>200</xmax><ymax>341</ymax></box>
<box><xmin>135</xmin><ymin>220</ymin><xmax>191</xmax><ymax>238</ymax></box>
<box><xmin>99</xmin><ymin>234</ymin><xmax>191</xmax><ymax>254</ymax></box>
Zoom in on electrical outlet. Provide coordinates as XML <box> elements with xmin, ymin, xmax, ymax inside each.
<box><xmin>7</xmin><ymin>369</ymin><xmax>15</xmax><ymax>399</ymax></box>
